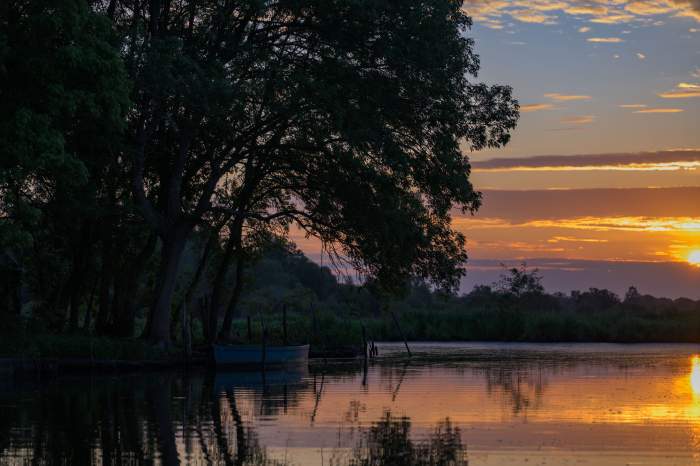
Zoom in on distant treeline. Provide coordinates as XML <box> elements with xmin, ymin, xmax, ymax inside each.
<box><xmin>4</xmin><ymin>238</ymin><xmax>700</xmax><ymax>359</ymax></box>
<box><xmin>227</xmin><ymin>254</ymin><xmax>700</xmax><ymax>345</ymax></box>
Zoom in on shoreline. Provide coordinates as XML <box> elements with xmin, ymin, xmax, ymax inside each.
<box><xmin>4</xmin><ymin>340</ymin><xmax>700</xmax><ymax>378</ymax></box>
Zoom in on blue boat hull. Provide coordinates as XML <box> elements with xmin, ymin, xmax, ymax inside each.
<box><xmin>213</xmin><ymin>344</ymin><xmax>309</xmax><ymax>366</ymax></box>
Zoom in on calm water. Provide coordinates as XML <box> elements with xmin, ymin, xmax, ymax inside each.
<box><xmin>3</xmin><ymin>342</ymin><xmax>700</xmax><ymax>465</ymax></box>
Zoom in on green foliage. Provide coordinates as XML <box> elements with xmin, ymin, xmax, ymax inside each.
<box><xmin>0</xmin><ymin>325</ymin><xmax>167</xmax><ymax>360</ymax></box>
<box><xmin>0</xmin><ymin>0</ymin><xmax>131</xmax><ymax>321</ymax></box>
<box><xmin>0</xmin><ymin>0</ymin><xmax>129</xmax><ymax>229</ymax></box>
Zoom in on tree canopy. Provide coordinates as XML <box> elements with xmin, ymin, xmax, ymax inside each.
<box><xmin>112</xmin><ymin>0</ymin><xmax>517</xmax><ymax>343</ymax></box>
<box><xmin>1</xmin><ymin>0</ymin><xmax>518</xmax><ymax>345</ymax></box>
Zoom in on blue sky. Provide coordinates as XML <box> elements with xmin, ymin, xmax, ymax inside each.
<box><xmin>466</xmin><ymin>0</ymin><xmax>700</xmax><ymax>157</ymax></box>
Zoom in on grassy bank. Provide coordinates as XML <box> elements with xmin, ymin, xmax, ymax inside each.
<box><xmin>229</xmin><ymin>306</ymin><xmax>700</xmax><ymax>346</ymax></box>
<box><xmin>0</xmin><ymin>318</ymin><xmax>171</xmax><ymax>361</ymax></box>
<box><xmin>4</xmin><ymin>306</ymin><xmax>700</xmax><ymax>361</ymax></box>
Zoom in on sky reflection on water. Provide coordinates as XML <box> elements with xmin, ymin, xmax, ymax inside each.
<box><xmin>3</xmin><ymin>343</ymin><xmax>700</xmax><ymax>465</ymax></box>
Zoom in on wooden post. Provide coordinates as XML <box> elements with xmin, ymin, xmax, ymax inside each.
<box><xmin>361</xmin><ymin>323</ymin><xmax>368</xmax><ymax>384</ymax></box>
<box><xmin>390</xmin><ymin>309</ymin><xmax>411</xmax><ymax>358</ymax></box>
<box><xmin>361</xmin><ymin>323</ymin><xmax>368</xmax><ymax>362</ymax></box>
<box><xmin>311</xmin><ymin>303</ymin><xmax>319</xmax><ymax>343</ymax></box>
<box><xmin>247</xmin><ymin>315</ymin><xmax>252</xmax><ymax>343</ymax></box>
<box><xmin>282</xmin><ymin>303</ymin><xmax>288</xmax><ymax>345</ymax></box>
<box><xmin>260</xmin><ymin>315</ymin><xmax>267</xmax><ymax>371</ymax></box>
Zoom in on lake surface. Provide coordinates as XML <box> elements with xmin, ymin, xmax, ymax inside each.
<box><xmin>3</xmin><ymin>342</ymin><xmax>700</xmax><ymax>465</ymax></box>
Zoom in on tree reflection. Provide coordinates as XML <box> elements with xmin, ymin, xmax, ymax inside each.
<box><xmin>346</xmin><ymin>411</ymin><xmax>468</xmax><ymax>466</ymax></box>
<box><xmin>0</xmin><ymin>372</ymin><xmax>295</xmax><ymax>465</ymax></box>
<box><xmin>482</xmin><ymin>365</ymin><xmax>546</xmax><ymax>416</ymax></box>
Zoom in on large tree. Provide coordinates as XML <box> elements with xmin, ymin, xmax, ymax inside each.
<box><xmin>103</xmin><ymin>0</ymin><xmax>518</xmax><ymax>345</ymax></box>
<box><xmin>0</xmin><ymin>0</ymin><xmax>130</xmax><ymax>321</ymax></box>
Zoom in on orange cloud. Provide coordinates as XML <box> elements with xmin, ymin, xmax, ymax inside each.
<box><xmin>634</xmin><ymin>108</ymin><xmax>684</xmax><ymax>113</ymax></box>
<box><xmin>561</xmin><ymin>115</ymin><xmax>595</xmax><ymax>125</ymax></box>
<box><xmin>509</xmin><ymin>8</ymin><xmax>558</xmax><ymax>23</ymax></box>
<box><xmin>461</xmin><ymin>0</ymin><xmax>700</xmax><ymax>28</ymax></box>
<box><xmin>625</xmin><ymin>1</ymin><xmax>675</xmax><ymax>15</ymax></box>
<box><xmin>659</xmin><ymin>83</ymin><xmax>700</xmax><ymax>98</ymax></box>
<box><xmin>521</xmin><ymin>103</ymin><xmax>555</xmax><ymax>112</ymax></box>
<box><xmin>547</xmin><ymin>236</ymin><xmax>609</xmax><ymax>243</ymax></box>
<box><xmin>524</xmin><ymin>216</ymin><xmax>700</xmax><ymax>232</ymax></box>
<box><xmin>545</xmin><ymin>93</ymin><xmax>592</xmax><ymax>101</ymax></box>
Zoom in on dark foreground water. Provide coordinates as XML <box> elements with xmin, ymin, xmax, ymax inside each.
<box><xmin>3</xmin><ymin>342</ymin><xmax>700</xmax><ymax>465</ymax></box>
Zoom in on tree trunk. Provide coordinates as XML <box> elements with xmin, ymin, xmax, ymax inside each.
<box><xmin>68</xmin><ymin>222</ymin><xmax>93</xmax><ymax>331</ymax></box>
<box><xmin>96</xmin><ymin>231</ymin><xmax>115</xmax><ymax>334</ymax></box>
<box><xmin>181</xmin><ymin>301</ymin><xmax>192</xmax><ymax>360</ymax></box>
<box><xmin>218</xmin><ymin>256</ymin><xmax>245</xmax><ymax>342</ymax></box>
<box><xmin>83</xmin><ymin>277</ymin><xmax>98</xmax><ymax>331</ymax></box>
<box><xmin>216</xmin><ymin>217</ymin><xmax>244</xmax><ymax>342</ymax></box>
<box><xmin>112</xmin><ymin>233</ymin><xmax>157</xmax><ymax>338</ymax></box>
<box><xmin>172</xmin><ymin>229</ymin><xmax>217</xmax><ymax>339</ymax></box>
<box><xmin>147</xmin><ymin>225</ymin><xmax>189</xmax><ymax>346</ymax></box>
<box><xmin>206</xmin><ymin>229</ymin><xmax>237</xmax><ymax>342</ymax></box>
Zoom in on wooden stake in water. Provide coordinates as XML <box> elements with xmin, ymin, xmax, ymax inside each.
<box><xmin>391</xmin><ymin>309</ymin><xmax>412</xmax><ymax>358</ymax></box>
<box><xmin>361</xmin><ymin>323</ymin><xmax>368</xmax><ymax>362</ymax></box>
<box><xmin>260</xmin><ymin>315</ymin><xmax>267</xmax><ymax>371</ymax></box>
<box><xmin>282</xmin><ymin>303</ymin><xmax>288</xmax><ymax>345</ymax></box>
<box><xmin>361</xmin><ymin>323</ymin><xmax>369</xmax><ymax>383</ymax></box>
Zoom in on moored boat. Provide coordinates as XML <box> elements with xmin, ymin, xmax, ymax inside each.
<box><xmin>213</xmin><ymin>344</ymin><xmax>309</xmax><ymax>367</ymax></box>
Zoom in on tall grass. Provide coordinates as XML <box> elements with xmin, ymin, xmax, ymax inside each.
<box><xmin>229</xmin><ymin>307</ymin><xmax>700</xmax><ymax>346</ymax></box>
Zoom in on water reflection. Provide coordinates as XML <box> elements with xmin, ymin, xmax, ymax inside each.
<box><xmin>3</xmin><ymin>343</ymin><xmax>700</xmax><ymax>465</ymax></box>
<box><xmin>345</xmin><ymin>412</ymin><xmax>467</xmax><ymax>466</ymax></box>
<box><xmin>690</xmin><ymin>355</ymin><xmax>700</xmax><ymax>397</ymax></box>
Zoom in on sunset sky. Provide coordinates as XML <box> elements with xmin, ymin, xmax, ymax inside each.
<box><xmin>301</xmin><ymin>0</ymin><xmax>700</xmax><ymax>298</ymax></box>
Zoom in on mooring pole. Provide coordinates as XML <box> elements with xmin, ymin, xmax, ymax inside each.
<box><xmin>311</xmin><ymin>303</ymin><xmax>318</xmax><ymax>343</ymax></box>
<box><xmin>361</xmin><ymin>323</ymin><xmax>369</xmax><ymax>383</ymax></box>
<box><xmin>282</xmin><ymin>303</ymin><xmax>288</xmax><ymax>345</ymax></box>
<box><xmin>361</xmin><ymin>323</ymin><xmax>368</xmax><ymax>363</ymax></box>
<box><xmin>390</xmin><ymin>309</ymin><xmax>412</xmax><ymax>358</ymax></box>
<box><xmin>260</xmin><ymin>315</ymin><xmax>267</xmax><ymax>371</ymax></box>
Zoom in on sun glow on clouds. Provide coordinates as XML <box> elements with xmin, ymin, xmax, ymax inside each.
<box><xmin>634</xmin><ymin>108</ymin><xmax>685</xmax><ymax>113</ymax></box>
<box><xmin>527</xmin><ymin>216</ymin><xmax>700</xmax><ymax>232</ymax></box>
<box><xmin>688</xmin><ymin>250</ymin><xmax>700</xmax><ymax>266</ymax></box>
<box><xmin>659</xmin><ymin>82</ymin><xmax>700</xmax><ymax>99</ymax></box>
<box><xmin>545</xmin><ymin>93</ymin><xmax>592</xmax><ymax>101</ymax></box>
<box><xmin>561</xmin><ymin>115</ymin><xmax>596</xmax><ymax>125</ymax></box>
<box><xmin>459</xmin><ymin>216</ymin><xmax>700</xmax><ymax>232</ymax></box>
<box><xmin>521</xmin><ymin>103</ymin><xmax>555</xmax><ymax>112</ymax></box>
<box><xmin>474</xmin><ymin>161</ymin><xmax>700</xmax><ymax>172</ymax></box>
<box><xmin>463</xmin><ymin>0</ymin><xmax>700</xmax><ymax>30</ymax></box>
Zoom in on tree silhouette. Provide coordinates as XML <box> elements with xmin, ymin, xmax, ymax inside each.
<box><xmin>104</xmin><ymin>0</ymin><xmax>518</xmax><ymax>344</ymax></box>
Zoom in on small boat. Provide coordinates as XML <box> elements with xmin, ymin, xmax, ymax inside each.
<box><xmin>213</xmin><ymin>344</ymin><xmax>309</xmax><ymax>367</ymax></box>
